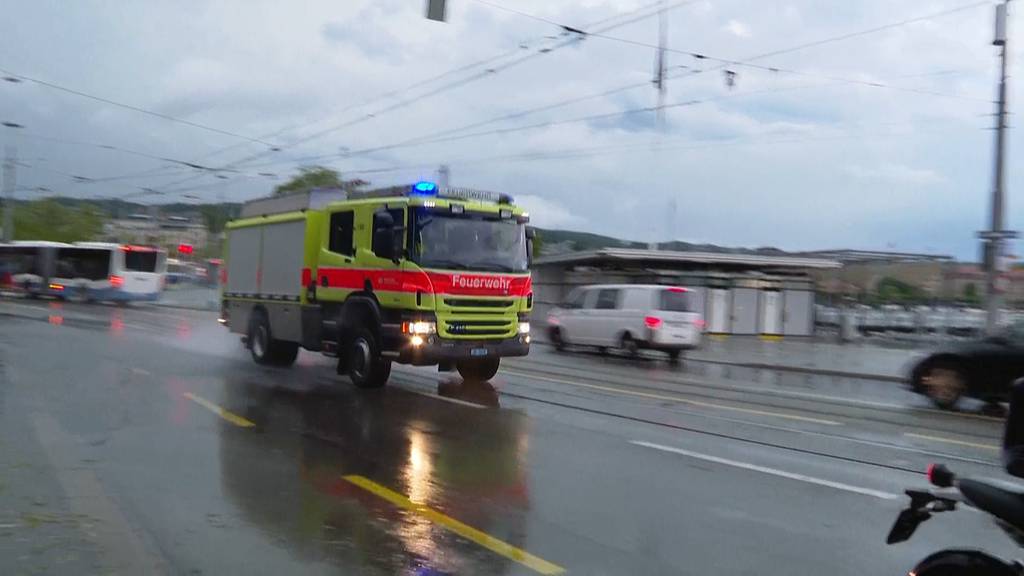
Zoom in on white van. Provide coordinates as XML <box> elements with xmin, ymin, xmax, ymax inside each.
<box><xmin>546</xmin><ymin>284</ymin><xmax>704</xmax><ymax>362</ymax></box>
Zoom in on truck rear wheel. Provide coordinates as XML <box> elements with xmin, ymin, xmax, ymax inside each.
<box><xmin>249</xmin><ymin>310</ymin><xmax>299</xmax><ymax>367</ymax></box>
<box><xmin>457</xmin><ymin>358</ymin><xmax>500</xmax><ymax>382</ymax></box>
<box><xmin>347</xmin><ymin>326</ymin><xmax>390</xmax><ymax>388</ymax></box>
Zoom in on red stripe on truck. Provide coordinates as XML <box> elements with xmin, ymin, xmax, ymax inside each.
<box><xmin>316</xmin><ymin>267</ymin><xmax>530</xmax><ymax>296</ymax></box>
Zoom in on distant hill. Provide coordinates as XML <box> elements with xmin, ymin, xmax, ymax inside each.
<box><xmin>533</xmin><ymin>227</ymin><xmax>791</xmax><ymax>257</ymax></box>
<box><xmin>36</xmin><ymin>197</ymin><xmax>242</xmax><ymax>219</ymax></box>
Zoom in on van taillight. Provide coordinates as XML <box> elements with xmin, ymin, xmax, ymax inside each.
<box><xmin>644</xmin><ymin>316</ymin><xmax>663</xmax><ymax>329</ymax></box>
<box><xmin>109</xmin><ymin>275</ymin><xmax>124</xmax><ymax>288</ymax></box>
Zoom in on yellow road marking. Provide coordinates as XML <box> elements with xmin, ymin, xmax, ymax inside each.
<box><xmin>904</xmin><ymin>432</ymin><xmax>999</xmax><ymax>451</ymax></box>
<box><xmin>759</xmin><ymin>334</ymin><xmax>783</xmax><ymax>342</ymax></box>
<box><xmin>183</xmin><ymin>392</ymin><xmax>255</xmax><ymax>428</ymax></box>
<box><xmin>343</xmin><ymin>475</ymin><xmax>565</xmax><ymax>575</ymax></box>
<box><xmin>501</xmin><ymin>370</ymin><xmax>841</xmax><ymax>426</ymax></box>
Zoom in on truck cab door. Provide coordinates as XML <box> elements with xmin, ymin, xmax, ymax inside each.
<box><xmin>360</xmin><ymin>205</ymin><xmax>407</xmax><ymax>309</ymax></box>
<box><xmin>317</xmin><ymin>209</ymin><xmax>356</xmax><ymax>302</ymax></box>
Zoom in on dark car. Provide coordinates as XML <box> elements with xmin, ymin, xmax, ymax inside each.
<box><xmin>909</xmin><ymin>322</ymin><xmax>1024</xmax><ymax>409</ymax></box>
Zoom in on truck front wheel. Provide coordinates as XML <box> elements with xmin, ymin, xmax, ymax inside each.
<box><xmin>457</xmin><ymin>358</ymin><xmax>500</xmax><ymax>382</ymax></box>
<box><xmin>347</xmin><ymin>327</ymin><xmax>391</xmax><ymax>388</ymax></box>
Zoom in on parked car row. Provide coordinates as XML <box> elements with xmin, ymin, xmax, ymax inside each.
<box><xmin>546</xmin><ymin>284</ymin><xmax>704</xmax><ymax>363</ymax></box>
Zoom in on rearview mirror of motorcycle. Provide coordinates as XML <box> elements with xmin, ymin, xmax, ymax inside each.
<box><xmin>927</xmin><ymin>463</ymin><xmax>954</xmax><ymax>487</ymax></box>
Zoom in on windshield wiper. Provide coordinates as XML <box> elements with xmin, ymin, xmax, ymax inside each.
<box><xmin>421</xmin><ymin>259</ymin><xmax>472</xmax><ymax>270</ymax></box>
<box><xmin>466</xmin><ymin>262</ymin><xmax>521</xmax><ymax>272</ymax></box>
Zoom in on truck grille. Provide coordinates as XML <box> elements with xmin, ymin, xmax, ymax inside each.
<box><xmin>440</xmin><ymin>318</ymin><xmax>515</xmax><ymax>338</ymax></box>
<box><xmin>440</xmin><ymin>297</ymin><xmax>517</xmax><ymax>338</ymax></box>
<box><xmin>444</xmin><ymin>297</ymin><xmax>514</xmax><ymax>309</ymax></box>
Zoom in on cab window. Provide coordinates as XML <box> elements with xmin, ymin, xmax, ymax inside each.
<box><xmin>329</xmin><ymin>211</ymin><xmax>354</xmax><ymax>256</ymax></box>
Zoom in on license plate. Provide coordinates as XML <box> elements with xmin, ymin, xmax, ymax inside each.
<box><xmin>471</xmin><ymin>348</ymin><xmax>488</xmax><ymax>357</ymax></box>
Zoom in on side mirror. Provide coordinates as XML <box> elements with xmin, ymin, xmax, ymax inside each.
<box><xmin>987</xmin><ymin>335</ymin><xmax>1012</xmax><ymax>346</ymax></box>
<box><xmin>373</xmin><ymin>229</ymin><xmax>396</xmax><ymax>260</ymax></box>
<box><xmin>526</xmin><ymin>227</ymin><xmax>536</xmax><ymax>266</ymax></box>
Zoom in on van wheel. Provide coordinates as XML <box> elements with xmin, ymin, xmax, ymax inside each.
<box><xmin>348</xmin><ymin>326</ymin><xmax>390</xmax><ymax>388</ymax></box>
<box><xmin>920</xmin><ymin>359</ymin><xmax>966</xmax><ymax>410</ymax></box>
<box><xmin>458</xmin><ymin>358</ymin><xmax>500</xmax><ymax>382</ymax></box>
<box><xmin>619</xmin><ymin>333</ymin><xmax>639</xmax><ymax>358</ymax></box>
<box><xmin>550</xmin><ymin>327</ymin><xmax>566</xmax><ymax>351</ymax></box>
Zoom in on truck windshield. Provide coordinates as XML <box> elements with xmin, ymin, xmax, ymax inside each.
<box><xmin>414</xmin><ymin>210</ymin><xmax>528</xmax><ymax>273</ymax></box>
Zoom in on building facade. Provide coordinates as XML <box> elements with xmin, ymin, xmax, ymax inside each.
<box><xmin>103</xmin><ymin>214</ymin><xmax>209</xmax><ymax>254</ymax></box>
<box><xmin>533</xmin><ymin>248</ymin><xmax>839</xmax><ymax>337</ymax></box>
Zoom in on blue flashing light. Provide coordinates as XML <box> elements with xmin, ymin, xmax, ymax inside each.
<box><xmin>412</xmin><ymin>181</ymin><xmax>438</xmax><ymax>195</ymax></box>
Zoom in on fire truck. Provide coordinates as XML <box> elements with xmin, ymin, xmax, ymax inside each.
<box><xmin>221</xmin><ymin>182</ymin><xmax>534</xmax><ymax>387</ymax></box>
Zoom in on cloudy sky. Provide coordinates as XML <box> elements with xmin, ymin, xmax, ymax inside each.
<box><xmin>0</xmin><ymin>0</ymin><xmax>1017</xmax><ymax>258</ymax></box>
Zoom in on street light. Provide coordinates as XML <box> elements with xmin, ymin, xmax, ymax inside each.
<box><xmin>2</xmin><ymin>121</ymin><xmax>23</xmax><ymax>241</ymax></box>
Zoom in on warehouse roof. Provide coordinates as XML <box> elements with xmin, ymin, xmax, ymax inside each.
<box><xmin>534</xmin><ymin>248</ymin><xmax>841</xmax><ymax>270</ymax></box>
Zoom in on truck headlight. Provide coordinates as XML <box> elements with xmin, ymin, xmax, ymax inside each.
<box><xmin>403</xmin><ymin>321</ymin><xmax>436</xmax><ymax>335</ymax></box>
<box><xmin>518</xmin><ymin>322</ymin><xmax>531</xmax><ymax>334</ymax></box>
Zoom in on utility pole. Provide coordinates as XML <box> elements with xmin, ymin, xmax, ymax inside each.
<box><xmin>2</xmin><ymin>145</ymin><xmax>16</xmax><ymax>242</ymax></box>
<box><xmin>984</xmin><ymin>0</ymin><xmax>1016</xmax><ymax>334</ymax></box>
<box><xmin>437</xmin><ymin>164</ymin><xmax>450</xmax><ymax>188</ymax></box>
<box><xmin>653</xmin><ymin>0</ymin><xmax>667</xmax><ymax>127</ymax></box>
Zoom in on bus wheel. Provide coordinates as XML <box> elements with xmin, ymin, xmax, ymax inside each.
<box><xmin>347</xmin><ymin>326</ymin><xmax>390</xmax><ymax>388</ymax></box>
<box><xmin>457</xmin><ymin>358</ymin><xmax>500</xmax><ymax>382</ymax></box>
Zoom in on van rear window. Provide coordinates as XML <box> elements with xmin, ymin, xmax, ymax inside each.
<box><xmin>659</xmin><ymin>289</ymin><xmax>694</xmax><ymax>312</ymax></box>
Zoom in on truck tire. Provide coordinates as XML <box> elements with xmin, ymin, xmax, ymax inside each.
<box><xmin>248</xmin><ymin>310</ymin><xmax>300</xmax><ymax>367</ymax></box>
<box><xmin>457</xmin><ymin>358</ymin><xmax>500</xmax><ymax>382</ymax></box>
<box><xmin>347</xmin><ymin>326</ymin><xmax>391</xmax><ymax>388</ymax></box>
<box><xmin>269</xmin><ymin>341</ymin><xmax>300</xmax><ymax>367</ymax></box>
<box><xmin>249</xmin><ymin>311</ymin><xmax>274</xmax><ymax>365</ymax></box>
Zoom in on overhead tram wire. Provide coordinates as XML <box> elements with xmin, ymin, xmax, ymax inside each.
<box><xmin>183</xmin><ymin>0</ymin><xmax>675</xmax><ymax>165</ymax></box>
<box><xmin>221</xmin><ymin>0</ymin><xmax>997</xmax><ymax>176</ymax></box>
<box><xmin>212</xmin><ymin>0</ymin><xmax>705</xmax><ymax>169</ymax></box>
<box><xmin>136</xmin><ymin>0</ymin><xmax>705</xmax><ymax>201</ymax></box>
<box><xmin>334</xmin><ymin>118</ymin><xmax>974</xmax><ymax>178</ymax></box>
<box><xmin>0</xmin><ymin>67</ymin><xmax>275</xmax><ymax>147</ymax></box>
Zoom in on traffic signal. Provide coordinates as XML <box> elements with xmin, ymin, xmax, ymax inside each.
<box><xmin>177</xmin><ymin>243</ymin><xmax>194</xmax><ymax>255</ymax></box>
<box><xmin>426</xmin><ymin>0</ymin><xmax>446</xmax><ymax>21</ymax></box>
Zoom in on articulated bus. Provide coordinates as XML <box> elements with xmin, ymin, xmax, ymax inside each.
<box><xmin>0</xmin><ymin>241</ymin><xmax>167</xmax><ymax>302</ymax></box>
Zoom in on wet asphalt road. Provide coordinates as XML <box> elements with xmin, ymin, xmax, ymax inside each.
<box><xmin>0</xmin><ymin>299</ymin><xmax>1020</xmax><ymax>575</ymax></box>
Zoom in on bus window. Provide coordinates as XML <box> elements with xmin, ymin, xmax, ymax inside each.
<box><xmin>55</xmin><ymin>248</ymin><xmax>111</xmax><ymax>281</ymax></box>
<box><xmin>124</xmin><ymin>250</ymin><xmax>159</xmax><ymax>272</ymax></box>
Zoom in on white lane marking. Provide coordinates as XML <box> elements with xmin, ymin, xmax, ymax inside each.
<box><xmin>631</xmin><ymin>440</ymin><xmax>899</xmax><ymax>500</ymax></box>
<box><xmin>503</xmin><ymin>361</ymin><xmax>905</xmax><ymax>410</ymax></box>
<box><xmin>905</xmin><ymin>432</ymin><xmax>999</xmax><ymax>451</ymax></box>
<box><xmin>390</xmin><ymin>372</ymin><xmax>487</xmax><ymax>409</ymax></box>
<box><xmin>130</xmin><ymin>367</ymin><xmax>152</xmax><ymax>376</ymax></box>
<box><xmin>501</xmin><ymin>369</ymin><xmax>841</xmax><ymax>426</ymax></box>
<box><xmin>404</xmin><ymin>388</ymin><xmax>486</xmax><ymax>409</ymax></box>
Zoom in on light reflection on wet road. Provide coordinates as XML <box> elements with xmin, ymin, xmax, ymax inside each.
<box><xmin>0</xmin><ymin>299</ymin><xmax>1020</xmax><ymax>575</ymax></box>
